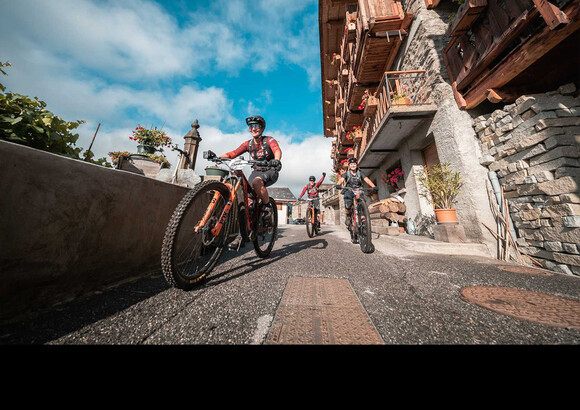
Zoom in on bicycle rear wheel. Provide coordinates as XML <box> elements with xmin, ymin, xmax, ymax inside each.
<box><xmin>161</xmin><ymin>180</ymin><xmax>233</xmax><ymax>289</ymax></box>
<box><xmin>253</xmin><ymin>197</ymin><xmax>278</xmax><ymax>258</ymax></box>
<box><xmin>306</xmin><ymin>207</ymin><xmax>315</xmax><ymax>237</ymax></box>
<box><xmin>357</xmin><ymin>200</ymin><xmax>373</xmax><ymax>253</ymax></box>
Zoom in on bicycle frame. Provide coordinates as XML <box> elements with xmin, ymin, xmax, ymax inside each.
<box><xmin>194</xmin><ymin>156</ymin><xmax>264</xmax><ymax>241</ymax></box>
<box><xmin>306</xmin><ymin>198</ymin><xmax>317</xmax><ymax>225</ymax></box>
<box><xmin>341</xmin><ymin>186</ymin><xmax>367</xmax><ymax>234</ymax></box>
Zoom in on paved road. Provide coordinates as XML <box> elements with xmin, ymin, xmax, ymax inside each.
<box><xmin>1</xmin><ymin>225</ymin><xmax>579</xmax><ymax>344</ymax></box>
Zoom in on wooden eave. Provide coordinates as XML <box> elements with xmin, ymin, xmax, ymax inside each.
<box><xmin>320</xmin><ymin>0</ymin><xmax>358</xmax><ymax>138</ymax></box>
<box><xmin>443</xmin><ymin>0</ymin><xmax>580</xmax><ymax>110</ymax></box>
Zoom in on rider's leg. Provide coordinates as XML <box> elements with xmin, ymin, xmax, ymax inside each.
<box><xmin>252</xmin><ymin>177</ymin><xmax>270</xmax><ymax>205</ymax></box>
<box><xmin>344</xmin><ymin>193</ymin><xmax>353</xmax><ymax>226</ymax></box>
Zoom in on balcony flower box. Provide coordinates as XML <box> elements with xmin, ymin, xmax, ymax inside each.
<box><xmin>363</xmin><ymin>95</ymin><xmax>378</xmax><ymax>117</ymax></box>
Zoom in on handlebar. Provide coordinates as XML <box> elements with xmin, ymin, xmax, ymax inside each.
<box><xmin>335</xmin><ymin>185</ymin><xmax>378</xmax><ymax>193</ymax></box>
<box><xmin>203</xmin><ymin>150</ymin><xmax>280</xmax><ymax>171</ymax></box>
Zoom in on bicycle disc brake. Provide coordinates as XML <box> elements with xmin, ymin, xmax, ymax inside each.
<box><xmin>201</xmin><ymin>216</ymin><xmax>219</xmax><ymax>246</ymax></box>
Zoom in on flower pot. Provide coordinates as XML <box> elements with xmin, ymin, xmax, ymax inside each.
<box><xmin>391</xmin><ymin>96</ymin><xmax>413</xmax><ymax>106</ymax></box>
<box><xmin>434</xmin><ymin>208</ymin><xmax>458</xmax><ymax>223</ymax></box>
<box><xmin>205</xmin><ymin>167</ymin><xmax>229</xmax><ymax>178</ymax></box>
<box><xmin>137</xmin><ymin>144</ymin><xmax>156</xmax><ymax>154</ymax></box>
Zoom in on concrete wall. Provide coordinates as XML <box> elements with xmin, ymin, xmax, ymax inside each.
<box><xmin>0</xmin><ymin>140</ymin><xmax>191</xmax><ymax>324</ymax></box>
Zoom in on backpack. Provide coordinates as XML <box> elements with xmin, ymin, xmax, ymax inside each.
<box><xmin>248</xmin><ymin>136</ymin><xmax>275</xmax><ymax>161</ymax></box>
<box><xmin>344</xmin><ymin>169</ymin><xmax>364</xmax><ymax>188</ymax></box>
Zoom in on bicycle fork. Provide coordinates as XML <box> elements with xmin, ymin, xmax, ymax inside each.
<box><xmin>194</xmin><ymin>180</ymin><xmax>239</xmax><ymax>236</ymax></box>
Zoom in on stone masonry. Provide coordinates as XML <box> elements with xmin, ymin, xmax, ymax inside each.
<box><xmin>473</xmin><ymin>83</ymin><xmax>580</xmax><ymax>276</ymax></box>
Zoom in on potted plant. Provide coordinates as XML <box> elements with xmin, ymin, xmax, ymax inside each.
<box><xmin>346</xmin><ymin>126</ymin><xmax>362</xmax><ymax>143</ymax></box>
<box><xmin>108</xmin><ymin>150</ymin><xmax>132</xmax><ymax>166</ymax></box>
<box><xmin>205</xmin><ymin>165</ymin><xmax>229</xmax><ymax>178</ymax></box>
<box><xmin>130</xmin><ymin>125</ymin><xmax>172</xmax><ymax>154</ymax></box>
<box><xmin>389</xmin><ymin>84</ymin><xmax>412</xmax><ymax>106</ymax></box>
<box><xmin>416</xmin><ymin>162</ymin><xmax>463</xmax><ymax>223</ymax></box>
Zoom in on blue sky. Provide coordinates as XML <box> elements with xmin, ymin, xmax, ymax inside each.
<box><xmin>0</xmin><ymin>0</ymin><xmax>332</xmax><ymax>196</ymax></box>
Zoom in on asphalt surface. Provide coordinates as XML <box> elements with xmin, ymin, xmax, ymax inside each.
<box><xmin>1</xmin><ymin>224</ymin><xmax>579</xmax><ymax>345</ymax></box>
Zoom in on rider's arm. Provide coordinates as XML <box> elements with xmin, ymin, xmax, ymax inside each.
<box><xmin>316</xmin><ymin>173</ymin><xmax>326</xmax><ymax>187</ymax></box>
<box><xmin>267</xmin><ymin>137</ymin><xmax>282</xmax><ymax>160</ymax></box>
<box><xmin>364</xmin><ymin>177</ymin><xmax>376</xmax><ymax>188</ymax></box>
<box><xmin>336</xmin><ymin>176</ymin><xmax>345</xmax><ymax>186</ymax></box>
<box><xmin>221</xmin><ymin>141</ymin><xmax>249</xmax><ymax>159</ymax></box>
<box><xmin>298</xmin><ymin>185</ymin><xmax>307</xmax><ymax>199</ymax></box>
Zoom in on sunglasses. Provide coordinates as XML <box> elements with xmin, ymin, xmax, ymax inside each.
<box><xmin>248</xmin><ymin>124</ymin><xmax>263</xmax><ymax>130</ymax></box>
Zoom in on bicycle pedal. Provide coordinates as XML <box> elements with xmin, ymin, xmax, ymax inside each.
<box><xmin>228</xmin><ymin>237</ymin><xmax>244</xmax><ymax>251</ymax></box>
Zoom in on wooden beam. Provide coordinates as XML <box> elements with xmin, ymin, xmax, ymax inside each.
<box><xmin>424</xmin><ymin>0</ymin><xmax>441</xmax><ymax>9</ymax></box>
<box><xmin>463</xmin><ymin>0</ymin><xmax>580</xmax><ymax>109</ymax></box>
<box><xmin>486</xmin><ymin>87</ymin><xmax>528</xmax><ymax>104</ymax></box>
<box><xmin>531</xmin><ymin>0</ymin><xmax>569</xmax><ymax>30</ymax></box>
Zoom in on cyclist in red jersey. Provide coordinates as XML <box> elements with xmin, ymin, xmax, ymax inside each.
<box><xmin>298</xmin><ymin>173</ymin><xmax>326</xmax><ymax>227</ymax></box>
<box><xmin>220</xmin><ymin>115</ymin><xmax>282</xmax><ymax>220</ymax></box>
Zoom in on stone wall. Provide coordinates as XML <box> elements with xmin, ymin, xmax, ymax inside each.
<box><xmin>473</xmin><ymin>84</ymin><xmax>580</xmax><ymax>275</ymax></box>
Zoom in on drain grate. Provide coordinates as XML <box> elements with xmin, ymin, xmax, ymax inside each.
<box><xmin>498</xmin><ymin>265</ymin><xmax>553</xmax><ymax>276</ymax></box>
<box><xmin>266</xmin><ymin>277</ymin><xmax>383</xmax><ymax>344</ymax></box>
<box><xmin>461</xmin><ymin>286</ymin><xmax>580</xmax><ymax>330</ymax></box>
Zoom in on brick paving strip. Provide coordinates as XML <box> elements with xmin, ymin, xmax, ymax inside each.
<box><xmin>461</xmin><ymin>286</ymin><xmax>580</xmax><ymax>330</ymax></box>
<box><xmin>266</xmin><ymin>277</ymin><xmax>384</xmax><ymax>344</ymax></box>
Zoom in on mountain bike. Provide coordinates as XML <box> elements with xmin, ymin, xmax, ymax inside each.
<box><xmin>301</xmin><ymin>197</ymin><xmax>321</xmax><ymax>237</ymax></box>
<box><xmin>337</xmin><ymin>186</ymin><xmax>376</xmax><ymax>253</ymax></box>
<box><xmin>161</xmin><ymin>150</ymin><xmax>279</xmax><ymax>289</ymax></box>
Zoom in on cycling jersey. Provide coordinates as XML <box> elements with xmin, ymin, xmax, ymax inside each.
<box><xmin>343</xmin><ymin>169</ymin><xmax>366</xmax><ymax>188</ymax></box>
<box><xmin>299</xmin><ymin>174</ymin><xmax>326</xmax><ymax>199</ymax></box>
<box><xmin>224</xmin><ymin>136</ymin><xmax>281</xmax><ymax>164</ymax></box>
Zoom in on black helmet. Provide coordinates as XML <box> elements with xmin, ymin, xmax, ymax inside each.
<box><xmin>309</xmin><ymin>176</ymin><xmax>316</xmax><ymax>181</ymax></box>
<box><xmin>348</xmin><ymin>157</ymin><xmax>357</xmax><ymax>163</ymax></box>
<box><xmin>246</xmin><ymin>115</ymin><xmax>266</xmax><ymax>129</ymax></box>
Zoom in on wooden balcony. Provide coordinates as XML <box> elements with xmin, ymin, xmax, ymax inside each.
<box><xmin>443</xmin><ymin>0</ymin><xmax>580</xmax><ymax>109</ymax></box>
<box><xmin>352</xmin><ymin>0</ymin><xmax>412</xmax><ymax>83</ymax></box>
<box><xmin>320</xmin><ymin>0</ymin><xmax>412</xmax><ymax>143</ymax></box>
<box><xmin>358</xmin><ymin>70</ymin><xmax>438</xmax><ymax>171</ymax></box>
<box><xmin>344</xmin><ymin>1</ymin><xmax>412</xmax><ymax>112</ymax></box>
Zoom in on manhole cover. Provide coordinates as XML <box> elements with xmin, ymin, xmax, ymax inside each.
<box><xmin>498</xmin><ymin>265</ymin><xmax>553</xmax><ymax>276</ymax></box>
<box><xmin>266</xmin><ymin>277</ymin><xmax>383</xmax><ymax>344</ymax></box>
<box><xmin>461</xmin><ymin>286</ymin><xmax>580</xmax><ymax>330</ymax></box>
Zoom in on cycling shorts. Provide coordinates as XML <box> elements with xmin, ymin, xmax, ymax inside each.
<box><xmin>248</xmin><ymin>169</ymin><xmax>279</xmax><ymax>187</ymax></box>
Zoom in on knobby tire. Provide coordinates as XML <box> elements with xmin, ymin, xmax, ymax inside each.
<box><xmin>306</xmin><ymin>207</ymin><xmax>315</xmax><ymax>237</ymax></box>
<box><xmin>161</xmin><ymin>180</ymin><xmax>233</xmax><ymax>289</ymax></box>
<box><xmin>357</xmin><ymin>200</ymin><xmax>373</xmax><ymax>253</ymax></box>
<box><xmin>253</xmin><ymin>196</ymin><xmax>278</xmax><ymax>258</ymax></box>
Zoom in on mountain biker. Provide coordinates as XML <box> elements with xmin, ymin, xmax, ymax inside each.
<box><xmin>336</xmin><ymin>157</ymin><xmax>377</xmax><ymax>227</ymax></box>
<box><xmin>298</xmin><ymin>173</ymin><xmax>326</xmax><ymax>227</ymax></box>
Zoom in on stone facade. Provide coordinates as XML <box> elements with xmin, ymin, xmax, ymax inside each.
<box><xmin>473</xmin><ymin>84</ymin><xmax>580</xmax><ymax>276</ymax></box>
<box><xmin>362</xmin><ymin>0</ymin><xmax>496</xmax><ymax>254</ymax></box>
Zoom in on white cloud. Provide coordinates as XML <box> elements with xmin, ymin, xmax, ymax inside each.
<box><xmin>0</xmin><ymin>0</ymin><xmax>190</xmax><ymax>80</ymax></box>
<box><xmin>0</xmin><ymin>0</ymin><xmax>326</xmax><ymax>187</ymax></box>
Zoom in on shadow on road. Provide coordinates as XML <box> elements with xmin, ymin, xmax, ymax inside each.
<box><xmin>202</xmin><ymin>235</ymin><xmax>329</xmax><ymax>288</ymax></box>
<box><xmin>0</xmin><ymin>227</ymin><xmax>328</xmax><ymax>344</ymax></box>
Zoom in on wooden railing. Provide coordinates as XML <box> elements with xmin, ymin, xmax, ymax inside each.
<box><xmin>361</xmin><ymin>70</ymin><xmax>431</xmax><ymax>150</ymax></box>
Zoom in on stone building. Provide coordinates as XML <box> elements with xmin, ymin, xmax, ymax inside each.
<box><xmin>318</xmin><ymin>0</ymin><xmax>579</xmax><ymax>274</ymax></box>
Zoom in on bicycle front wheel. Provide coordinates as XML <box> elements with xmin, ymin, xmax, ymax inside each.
<box><xmin>161</xmin><ymin>180</ymin><xmax>233</xmax><ymax>289</ymax></box>
<box><xmin>253</xmin><ymin>197</ymin><xmax>278</xmax><ymax>258</ymax></box>
<box><xmin>357</xmin><ymin>200</ymin><xmax>373</xmax><ymax>253</ymax></box>
<box><xmin>306</xmin><ymin>207</ymin><xmax>315</xmax><ymax>237</ymax></box>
